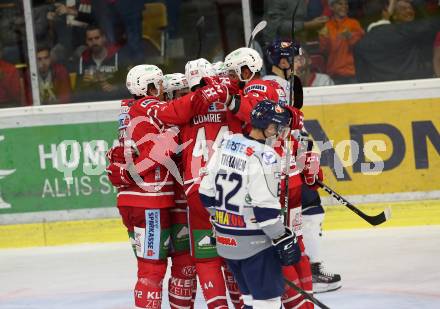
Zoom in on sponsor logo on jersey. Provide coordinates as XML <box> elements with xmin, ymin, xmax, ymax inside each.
<box><xmin>215</xmin><ymin>210</ymin><xmax>246</xmax><ymax>228</ymax></box>
<box><xmin>145</xmin><ymin>209</ymin><xmax>160</xmax><ymax>259</ymax></box>
<box><xmin>192</xmin><ymin>113</ymin><xmax>226</xmax><ymax>125</ymax></box>
<box><xmin>221</xmin><ymin>154</ymin><xmax>246</xmax><ymax>171</ymax></box>
<box><xmin>208</xmin><ymin>101</ymin><xmax>227</xmax><ymax>112</ymax></box>
<box><xmin>198</xmin><ymin>235</ymin><xmax>212</xmax><ymax>247</ymax></box>
<box><xmin>224</xmin><ymin>139</ymin><xmax>249</xmax><ymax>155</ymax></box>
<box><xmin>245</xmin><ymin>147</ymin><xmax>254</xmax><ymax>156</ymax></box>
<box><xmin>177</xmin><ymin>226</ymin><xmax>189</xmax><ymax>239</ymax></box>
<box><xmin>262</xmin><ymin>151</ymin><xmax>277</xmax><ymax>165</ymax></box>
<box><xmin>182</xmin><ymin>265</ymin><xmax>196</xmax><ymax>277</ymax></box>
<box><xmin>118</xmin><ymin>113</ymin><xmax>130</xmax><ymax>130</ymax></box>
<box><xmin>244</xmin><ymin>84</ymin><xmax>267</xmax><ymax>94</ymax></box>
<box><xmin>216</xmin><ymin>235</ymin><xmax>237</xmax><ymax>247</ymax></box>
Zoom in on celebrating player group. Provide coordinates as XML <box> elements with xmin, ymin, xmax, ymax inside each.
<box><xmin>106</xmin><ymin>38</ymin><xmax>340</xmax><ymax>309</ymax></box>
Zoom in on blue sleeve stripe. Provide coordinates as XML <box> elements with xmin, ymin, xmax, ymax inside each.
<box><xmin>199</xmin><ymin>193</ymin><xmax>216</xmax><ymax>208</ymax></box>
<box><xmin>253</xmin><ymin>207</ymin><xmax>281</xmax><ymax>223</ymax></box>
<box><xmin>214</xmin><ymin>225</ymin><xmax>265</xmax><ymax>236</ymax></box>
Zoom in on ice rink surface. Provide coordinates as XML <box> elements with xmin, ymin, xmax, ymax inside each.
<box><xmin>1</xmin><ymin>225</ymin><xmax>440</xmax><ymax>309</ymax></box>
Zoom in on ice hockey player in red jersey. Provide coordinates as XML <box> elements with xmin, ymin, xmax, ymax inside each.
<box><xmin>223</xmin><ymin>47</ymin><xmax>317</xmax><ymax>308</ymax></box>
<box><xmin>162</xmin><ymin>72</ymin><xmax>197</xmax><ymax>309</ymax></box>
<box><xmin>147</xmin><ymin>58</ymin><xmax>244</xmax><ymax>309</ymax></box>
<box><xmin>106</xmin><ymin>64</ymin><xmax>227</xmax><ymax>309</ymax></box>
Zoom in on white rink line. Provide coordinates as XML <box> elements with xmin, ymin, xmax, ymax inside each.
<box><xmin>1</xmin><ymin>226</ymin><xmax>440</xmax><ymax>309</ymax></box>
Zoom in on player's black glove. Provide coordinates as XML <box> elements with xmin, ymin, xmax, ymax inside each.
<box><xmin>272</xmin><ymin>228</ymin><xmax>301</xmax><ymax>266</ymax></box>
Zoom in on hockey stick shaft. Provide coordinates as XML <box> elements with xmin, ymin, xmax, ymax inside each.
<box><xmin>316</xmin><ymin>180</ymin><xmax>391</xmax><ymax>226</ymax></box>
<box><xmin>196</xmin><ymin>16</ymin><xmax>205</xmax><ymax>58</ymax></box>
<box><xmin>247</xmin><ymin>20</ymin><xmax>267</xmax><ymax>48</ymax></box>
<box><xmin>284</xmin><ymin>278</ymin><xmax>331</xmax><ymax>309</ymax></box>
<box><xmin>284</xmin><ymin>0</ymin><xmax>302</xmax><ymax>222</ymax></box>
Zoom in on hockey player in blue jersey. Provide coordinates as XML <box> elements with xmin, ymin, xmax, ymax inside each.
<box><xmin>199</xmin><ymin>100</ymin><xmax>301</xmax><ymax>309</ymax></box>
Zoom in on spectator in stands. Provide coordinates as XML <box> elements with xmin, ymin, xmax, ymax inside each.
<box><xmin>92</xmin><ymin>0</ymin><xmax>145</xmax><ymax>63</ymax></box>
<box><xmin>365</xmin><ymin>0</ymin><xmax>395</xmax><ymax>32</ymax></box>
<box><xmin>0</xmin><ymin>43</ymin><xmax>22</xmax><ymax>107</ymax></box>
<box><xmin>434</xmin><ymin>32</ymin><xmax>440</xmax><ymax>77</ymax></box>
<box><xmin>25</xmin><ymin>45</ymin><xmax>71</xmax><ymax>105</ymax></box>
<box><xmin>0</xmin><ymin>2</ymin><xmax>26</xmax><ymax>64</ymax></box>
<box><xmin>262</xmin><ymin>0</ymin><xmax>329</xmax><ymax>44</ymax></box>
<box><xmin>75</xmin><ymin>24</ymin><xmax>126</xmax><ymax>102</ymax></box>
<box><xmin>46</xmin><ymin>1</ymin><xmax>94</xmax><ymax>63</ymax></box>
<box><xmin>319</xmin><ymin>0</ymin><xmax>364</xmax><ymax>84</ymax></box>
<box><xmin>295</xmin><ymin>47</ymin><xmax>335</xmax><ymax>87</ymax></box>
<box><xmin>354</xmin><ymin>0</ymin><xmax>440</xmax><ymax>82</ymax></box>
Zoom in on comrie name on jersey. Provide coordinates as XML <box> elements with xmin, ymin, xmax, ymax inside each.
<box><xmin>221</xmin><ymin>154</ymin><xmax>246</xmax><ymax>171</ymax></box>
<box><xmin>192</xmin><ymin>113</ymin><xmax>226</xmax><ymax>125</ymax></box>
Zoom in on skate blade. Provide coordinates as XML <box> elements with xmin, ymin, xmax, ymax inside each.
<box><xmin>313</xmin><ymin>283</ymin><xmax>342</xmax><ymax>294</ymax></box>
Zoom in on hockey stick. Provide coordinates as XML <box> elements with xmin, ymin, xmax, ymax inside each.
<box><xmin>283</xmin><ymin>0</ymin><xmax>302</xmax><ymax>224</ymax></box>
<box><xmin>196</xmin><ymin>16</ymin><xmax>205</xmax><ymax>58</ymax></box>
<box><xmin>284</xmin><ymin>278</ymin><xmax>331</xmax><ymax>309</ymax></box>
<box><xmin>247</xmin><ymin>20</ymin><xmax>267</xmax><ymax>48</ymax></box>
<box><xmin>316</xmin><ymin>180</ymin><xmax>392</xmax><ymax>226</ymax></box>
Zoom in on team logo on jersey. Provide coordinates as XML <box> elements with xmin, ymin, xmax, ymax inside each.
<box><xmin>215</xmin><ymin>210</ymin><xmax>246</xmax><ymax>228</ymax></box>
<box><xmin>216</xmin><ymin>235</ymin><xmax>237</xmax><ymax>247</ymax></box>
<box><xmin>245</xmin><ymin>194</ymin><xmax>252</xmax><ymax>204</ymax></box>
<box><xmin>262</xmin><ymin>151</ymin><xmax>277</xmax><ymax>165</ymax></box>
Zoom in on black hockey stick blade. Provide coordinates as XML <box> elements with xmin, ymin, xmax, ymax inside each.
<box><xmin>284</xmin><ymin>278</ymin><xmax>331</xmax><ymax>309</ymax></box>
<box><xmin>247</xmin><ymin>20</ymin><xmax>267</xmax><ymax>48</ymax></box>
<box><xmin>317</xmin><ymin>180</ymin><xmax>392</xmax><ymax>226</ymax></box>
<box><xmin>293</xmin><ymin>75</ymin><xmax>303</xmax><ymax>109</ymax></box>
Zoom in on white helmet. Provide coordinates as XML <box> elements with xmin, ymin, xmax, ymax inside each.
<box><xmin>185</xmin><ymin>58</ymin><xmax>215</xmax><ymax>90</ymax></box>
<box><xmin>224</xmin><ymin>47</ymin><xmax>263</xmax><ymax>82</ymax></box>
<box><xmin>163</xmin><ymin>73</ymin><xmax>189</xmax><ymax>99</ymax></box>
<box><xmin>126</xmin><ymin>64</ymin><xmax>163</xmax><ymax>97</ymax></box>
<box><xmin>212</xmin><ymin>61</ymin><xmax>227</xmax><ymax>76</ymax></box>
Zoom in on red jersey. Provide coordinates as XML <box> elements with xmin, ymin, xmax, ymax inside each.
<box><xmin>116</xmin><ymin>96</ymin><xmax>176</xmax><ymax>208</ymax></box>
<box><xmin>229</xmin><ymin>78</ymin><xmax>280</xmax><ymax>126</ymax></box>
<box><xmin>150</xmin><ymin>79</ymin><xmax>244</xmax><ymax>196</ymax></box>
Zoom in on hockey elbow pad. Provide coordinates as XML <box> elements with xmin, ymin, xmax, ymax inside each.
<box><xmin>272</xmin><ymin>228</ymin><xmax>301</xmax><ymax>266</ymax></box>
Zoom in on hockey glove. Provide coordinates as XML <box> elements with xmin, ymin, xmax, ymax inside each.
<box><xmin>301</xmin><ymin>152</ymin><xmax>321</xmax><ymax>186</ymax></box>
<box><xmin>106</xmin><ymin>145</ymin><xmax>127</xmax><ymax>164</ymax></box>
<box><xmin>284</xmin><ymin>105</ymin><xmax>304</xmax><ymax>130</ymax></box>
<box><xmin>219</xmin><ymin>76</ymin><xmax>240</xmax><ymax>96</ymax></box>
<box><xmin>201</xmin><ymin>76</ymin><xmax>230</xmax><ymax>103</ymax></box>
<box><xmin>191</xmin><ymin>85</ymin><xmax>221</xmax><ymax>112</ymax></box>
<box><xmin>106</xmin><ymin>163</ymin><xmax>135</xmax><ymax>188</ymax></box>
<box><xmin>272</xmin><ymin>228</ymin><xmax>301</xmax><ymax>266</ymax></box>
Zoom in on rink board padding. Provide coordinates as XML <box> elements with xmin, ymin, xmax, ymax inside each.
<box><xmin>0</xmin><ymin>78</ymin><xmax>439</xmax><ymax>248</ymax></box>
<box><xmin>1</xmin><ymin>200</ymin><xmax>440</xmax><ymax>248</ymax></box>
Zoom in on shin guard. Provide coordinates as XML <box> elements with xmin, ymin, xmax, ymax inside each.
<box><xmin>195</xmin><ymin>257</ymin><xmax>229</xmax><ymax>309</ymax></box>
<box><xmin>169</xmin><ymin>253</ymin><xmax>197</xmax><ymax>309</ymax></box>
<box><xmin>135</xmin><ymin>259</ymin><xmax>167</xmax><ymax>309</ymax></box>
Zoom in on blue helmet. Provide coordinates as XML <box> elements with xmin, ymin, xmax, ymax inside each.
<box><xmin>267</xmin><ymin>39</ymin><xmax>301</xmax><ymax>66</ymax></box>
<box><xmin>251</xmin><ymin>100</ymin><xmax>291</xmax><ymax>131</ymax></box>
